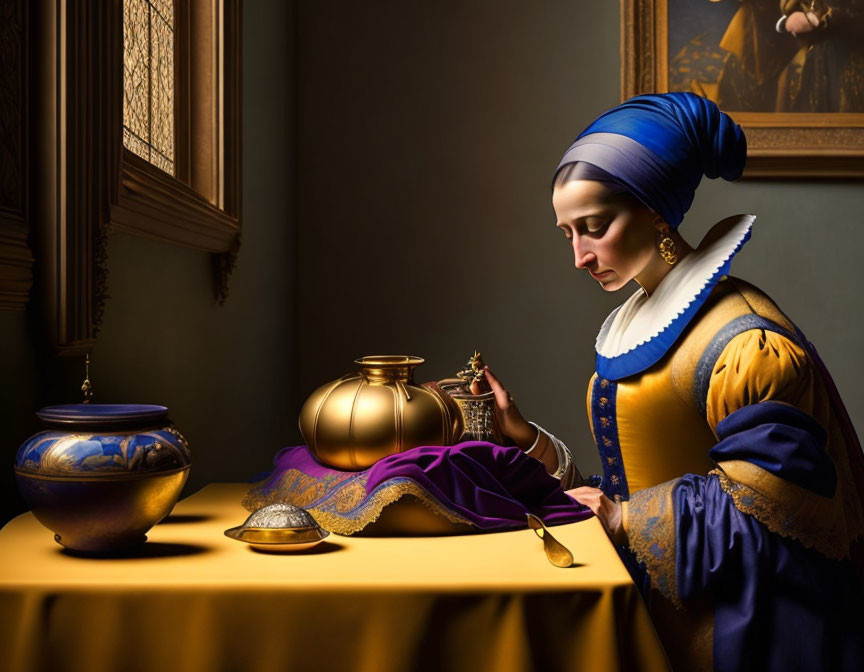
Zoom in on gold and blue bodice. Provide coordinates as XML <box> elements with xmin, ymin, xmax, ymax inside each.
<box><xmin>586</xmin><ymin>274</ymin><xmax>809</xmax><ymax>501</ymax></box>
<box><xmin>587</xmin><ymin>274</ymin><xmax>864</xmax><ymax>559</ymax></box>
<box><xmin>586</xmin><ymin>362</ymin><xmax>716</xmax><ymax>501</ymax></box>
<box><xmin>584</xmin><ymin>265</ymin><xmax>864</xmax><ymax>671</ymax></box>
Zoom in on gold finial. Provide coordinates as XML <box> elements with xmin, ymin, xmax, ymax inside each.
<box><xmin>456</xmin><ymin>351</ymin><xmax>486</xmax><ymax>384</ymax></box>
<box><xmin>81</xmin><ymin>354</ymin><xmax>93</xmax><ymax>403</ymax></box>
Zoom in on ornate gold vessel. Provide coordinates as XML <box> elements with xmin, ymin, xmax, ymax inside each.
<box><xmin>299</xmin><ymin>356</ymin><xmax>460</xmax><ymax>470</ymax></box>
<box><xmin>434</xmin><ymin>351</ymin><xmax>504</xmax><ymax>445</ymax></box>
<box><xmin>14</xmin><ymin>404</ymin><xmax>191</xmax><ymax>553</ymax></box>
<box><xmin>435</xmin><ymin>382</ymin><xmax>503</xmax><ymax>444</ymax></box>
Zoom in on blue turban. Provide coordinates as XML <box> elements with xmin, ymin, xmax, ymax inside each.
<box><xmin>554</xmin><ymin>93</ymin><xmax>746</xmax><ymax>229</ymax></box>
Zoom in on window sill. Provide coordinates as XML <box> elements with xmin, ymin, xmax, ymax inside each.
<box><xmin>111</xmin><ymin>152</ymin><xmax>239</xmax><ymax>253</ymax></box>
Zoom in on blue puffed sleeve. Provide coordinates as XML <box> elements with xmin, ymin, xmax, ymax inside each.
<box><xmin>627</xmin><ymin>401</ymin><xmax>864</xmax><ymax>671</ymax></box>
<box><xmin>673</xmin><ymin>470</ymin><xmax>863</xmax><ymax>672</ymax></box>
<box><xmin>624</xmin><ymin>329</ymin><xmax>864</xmax><ymax>671</ymax></box>
<box><xmin>708</xmin><ymin>401</ymin><xmax>836</xmax><ymax>497</ymax></box>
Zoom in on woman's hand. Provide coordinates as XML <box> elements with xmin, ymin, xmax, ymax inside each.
<box><xmin>785</xmin><ymin>11</ymin><xmax>820</xmax><ymax>35</ymax></box>
<box><xmin>565</xmin><ymin>486</ymin><xmax>625</xmax><ymax>544</ymax></box>
<box><xmin>482</xmin><ymin>367</ymin><xmax>538</xmax><ymax>451</ymax></box>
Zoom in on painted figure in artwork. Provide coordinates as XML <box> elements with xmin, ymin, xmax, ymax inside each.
<box><xmin>484</xmin><ymin>92</ymin><xmax>864</xmax><ymax>671</ymax></box>
<box><xmin>774</xmin><ymin>0</ymin><xmax>864</xmax><ymax>112</ymax></box>
<box><xmin>669</xmin><ymin>0</ymin><xmax>864</xmax><ymax>113</ymax></box>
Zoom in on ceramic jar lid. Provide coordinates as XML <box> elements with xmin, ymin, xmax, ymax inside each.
<box><xmin>36</xmin><ymin>403</ymin><xmax>169</xmax><ymax>428</ymax></box>
<box><xmin>15</xmin><ymin>403</ymin><xmax>190</xmax><ymax>477</ymax></box>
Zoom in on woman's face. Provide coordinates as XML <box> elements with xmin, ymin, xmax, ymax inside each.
<box><xmin>552</xmin><ymin>180</ymin><xmax>663</xmax><ymax>292</ymax></box>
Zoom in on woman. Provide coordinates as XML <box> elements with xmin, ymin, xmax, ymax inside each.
<box><xmin>485</xmin><ymin>92</ymin><xmax>864</xmax><ymax>671</ymax></box>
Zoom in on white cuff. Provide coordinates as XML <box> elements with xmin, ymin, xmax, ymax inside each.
<box><xmin>527</xmin><ymin>422</ymin><xmax>580</xmax><ymax>488</ymax></box>
<box><xmin>524</xmin><ymin>422</ymin><xmax>543</xmax><ymax>455</ymax></box>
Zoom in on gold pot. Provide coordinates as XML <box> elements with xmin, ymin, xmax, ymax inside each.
<box><xmin>435</xmin><ymin>378</ymin><xmax>504</xmax><ymax>445</ymax></box>
<box><xmin>299</xmin><ymin>356</ymin><xmax>461</xmax><ymax>471</ymax></box>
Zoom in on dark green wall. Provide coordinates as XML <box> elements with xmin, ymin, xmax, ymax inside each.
<box><xmin>89</xmin><ymin>0</ymin><xmax>298</xmax><ymax>490</ymax></box>
<box><xmin>294</xmin><ymin>0</ymin><xmax>864</xmax><ymax>475</ymax></box>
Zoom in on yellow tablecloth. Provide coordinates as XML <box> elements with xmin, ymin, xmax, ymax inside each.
<box><xmin>0</xmin><ymin>484</ymin><xmax>669</xmax><ymax>672</ymax></box>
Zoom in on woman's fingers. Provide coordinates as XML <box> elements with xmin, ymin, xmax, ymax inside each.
<box><xmin>565</xmin><ymin>486</ymin><xmax>604</xmax><ymax>514</ymax></box>
<box><xmin>566</xmin><ymin>486</ymin><xmax>603</xmax><ymax>498</ymax></box>
<box><xmin>481</xmin><ymin>366</ymin><xmax>537</xmax><ymax>451</ymax></box>
<box><xmin>566</xmin><ymin>487</ymin><xmax>624</xmax><ymax>542</ymax></box>
<box><xmin>484</xmin><ymin>366</ymin><xmax>501</xmax><ymax>388</ymax></box>
<box><xmin>484</xmin><ymin>366</ymin><xmax>511</xmax><ymax>408</ymax></box>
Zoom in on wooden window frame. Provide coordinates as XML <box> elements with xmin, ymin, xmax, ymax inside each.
<box><xmin>113</xmin><ymin>0</ymin><xmax>241</xmax><ymax>253</ymax></box>
<box><xmin>0</xmin><ymin>0</ymin><xmax>34</xmax><ymax>311</ymax></box>
<box><xmin>32</xmin><ymin>0</ymin><xmax>241</xmax><ymax>354</ymax></box>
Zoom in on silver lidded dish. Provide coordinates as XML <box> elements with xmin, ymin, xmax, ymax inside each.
<box><xmin>14</xmin><ymin>404</ymin><xmax>191</xmax><ymax>553</ymax></box>
<box><xmin>225</xmin><ymin>504</ymin><xmax>329</xmax><ymax>552</ymax></box>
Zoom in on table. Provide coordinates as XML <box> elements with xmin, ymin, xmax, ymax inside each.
<box><xmin>0</xmin><ymin>484</ymin><xmax>669</xmax><ymax>672</ymax></box>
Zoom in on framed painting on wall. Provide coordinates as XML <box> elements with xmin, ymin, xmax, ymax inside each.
<box><xmin>621</xmin><ymin>0</ymin><xmax>864</xmax><ymax>177</ymax></box>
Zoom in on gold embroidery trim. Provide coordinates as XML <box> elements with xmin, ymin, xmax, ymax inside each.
<box><xmin>627</xmin><ymin>479</ymin><xmax>681</xmax><ymax>608</ymax></box>
<box><xmin>711</xmin><ymin>460</ymin><xmax>850</xmax><ymax>560</ymax></box>
<box><xmin>309</xmin><ymin>479</ymin><xmax>473</xmax><ymax>535</ymax></box>
<box><xmin>242</xmin><ymin>468</ymin><xmax>356</xmax><ymax>512</ymax></box>
<box><xmin>243</xmin><ymin>470</ymin><xmax>473</xmax><ymax>535</ymax></box>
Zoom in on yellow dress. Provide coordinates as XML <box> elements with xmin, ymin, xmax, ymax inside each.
<box><xmin>535</xmin><ymin>215</ymin><xmax>864</xmax><ymax>670</ymax></box>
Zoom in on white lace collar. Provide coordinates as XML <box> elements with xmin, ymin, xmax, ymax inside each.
<box><xmin>594</xmin><ymin>214</ymin><xmax>754</xmax><ymax>380</ymax></box>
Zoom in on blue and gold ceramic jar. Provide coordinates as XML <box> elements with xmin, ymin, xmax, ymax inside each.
<box><xmin>14</xmin><ymin>404</ymin><xmax>191</xmax><ymax>552</ymax></box>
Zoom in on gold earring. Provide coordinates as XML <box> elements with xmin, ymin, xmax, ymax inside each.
<box><xmin>657</xmin><ymin>231</ymin><xmax>678</xmax><ymax>265</ymax></box>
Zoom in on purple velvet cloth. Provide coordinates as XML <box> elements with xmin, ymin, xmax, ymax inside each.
<box><xmin>264</xmin><ymin>441</ymin><xmax>592</xmax><ymax>530</ymax></box>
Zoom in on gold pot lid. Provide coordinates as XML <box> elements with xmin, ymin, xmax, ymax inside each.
<box><xmin>224</xmin><ymin>503</ymin><xmax>329</xmax><ymax>550</ymax></box>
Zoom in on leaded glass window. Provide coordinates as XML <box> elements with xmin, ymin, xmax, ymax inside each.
<box><xmin>123</xmin><ymin>0</ymin><xmax>175</xmax><ymax>176</ymax></box>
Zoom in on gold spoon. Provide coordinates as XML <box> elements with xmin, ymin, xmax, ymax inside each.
<box><xmin>526</xmin><ymin>513</ymin><xmax>574</xmax><ymax>568</ymax></box>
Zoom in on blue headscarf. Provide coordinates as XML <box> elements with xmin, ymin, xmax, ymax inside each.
<box><xmin>554</xmin><ymin>93</ymin><xmax>746</xmax><ymax>229</ymax></box>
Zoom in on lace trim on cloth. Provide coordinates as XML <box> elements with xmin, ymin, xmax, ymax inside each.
<box><xmin>711</xmin><ymin>461</ymin><xmax>851</xmax><ymax>560</ymax></box>
<box><xmin>594</xmin><ymin>214</ymin><xmax>754</xmax><ymax>380</ymax></box>
<box><xmin>243</xmin><ymin>470</ymin><xmax>472</xmax><ymax>535</ymax></box>
<box><xmin>627</xmin><ymin>478</ymin><xmax>681</xmax><ymax>608</ymax></box>
<box><xmin>243</xmin><ymin>467</ymin><xmax>356</xmax><ymax>511</ymax></box>
<box><xmin>312</xmin><ymin>478</ymin><xmax>473</xmax><ymax>535</ymax></box>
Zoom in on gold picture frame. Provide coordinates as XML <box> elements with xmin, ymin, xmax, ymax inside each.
<box><xmin>621</xmin><ymin>0</ymin><xmax>864</xmax><ymax>178</ymax></box>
